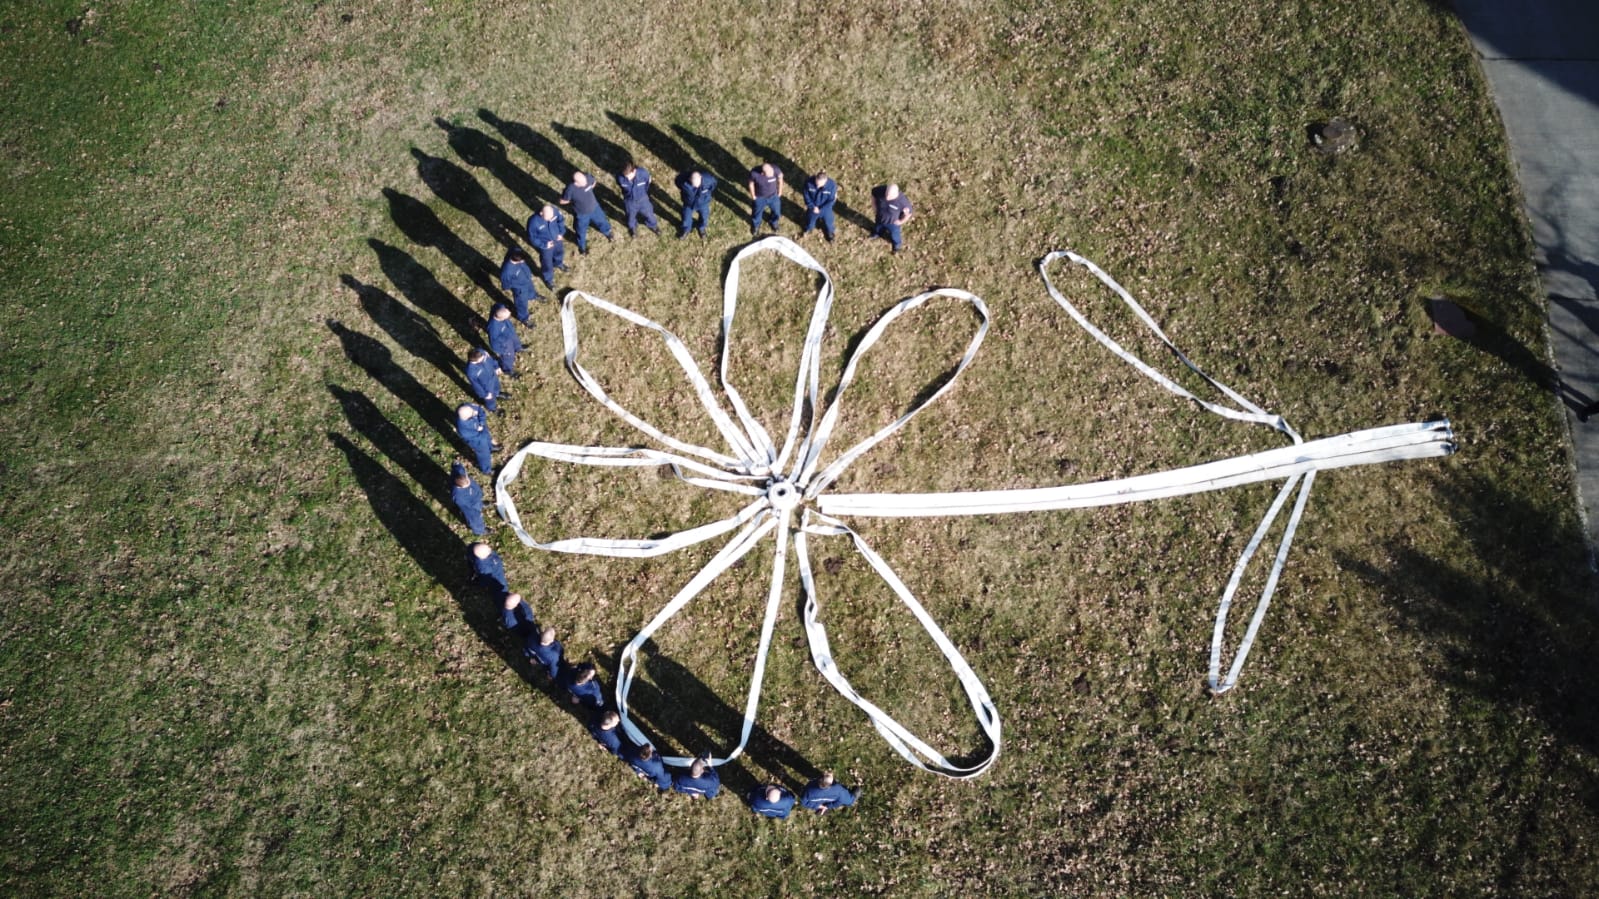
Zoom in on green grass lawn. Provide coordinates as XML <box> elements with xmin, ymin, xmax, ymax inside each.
<box><xmin>3</xmin><ymin>0</ymin><xmax>1597</xmax><ymax>894</ymax></box>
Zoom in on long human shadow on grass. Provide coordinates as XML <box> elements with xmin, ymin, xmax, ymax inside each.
<box><xmin>550</xmin><ymin>121</ymin><xmax>628</xmax><ymax>220</ymax></box>
<box><xmin>367</xmin><ymin>238</ymin><xmax>485</xmax><ymax>347</ymax></box>
<box><xmin>411</xmin><ymin>147</ymin><xmax>523</xmax><ymax>249</ymax></box>
<box><xmin>477</xmin><ymin>109</ymin><xmax>575</xmax><ymax>196</ymax></box>
<box><xmin>741</xmin><ymin>136</ymin><xmax>874</xmax><ymax>234</ymax></box>
<box><xmin>593</xmin><ymin>643</ymin><xmax>820</xmax><ymax>794</ymax></box>
<box><xmin>1338</xmin><ymin>470</ymin><xmax>1599</xmax><ymax>768</ymax></box>
<box><xmin>670</xmin><ymin>124</ymin><xmax>750</xmax><ymax>219</ymax></box>
<box><xmin>382</xmin><ymin>188</ymin><xmax>501</xmax><ymax>302</ymax></box>
<box><xmin>329</xmin><ymin>430</ymin><xmax>591</xmax><ymax>731</ymax></box>
<box><xmin>435</xmin><ymin>117</ymin><xmax>550</xmax><ymax>213</ymax></box>
<box><xmin>340</xmin><ymin>274</ymin><xmax>469</xmax><ymax>393</ymax></box>
<box><xmin>329</xmin><ymin>384</ymin><xmax>452</xmax><ymax>509</ymax></box>
<box><xmin>1443</xmin><ymin>299</ymin><xmax>1594</xmax><ymax>412</ymax></box>
<box><xmin>327</xmin><ymin>318</ymin><xmax>464</xmax><ymax>454</ymax></box>
<box><xmin>605</xmin><ymin>111</ymin><xmax>691</xmax><ymax>219</ymax></box>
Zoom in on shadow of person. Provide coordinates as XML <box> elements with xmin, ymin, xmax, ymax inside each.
<box><xmin>435</xmin><ymin>117</ymin><xmax>551</xmax><ymax>213</ymax></box>
<box><xmin>1453</xmin><ymin>299</ymin><xmax>1594</xmax><ymax>412</ymax></box>
<box><xmin>592</xmin><ymin>644</ymin><xmax>820</xmax><ymax>795</ymax></box>
<box><xmin>329</xmin><ymin>431</ymin><xmax>590</xmax><ymax>728</ymax></box>
<box><xmin>1338</xmin><ymin>469</ymin><xmax>1599</xmax><ymax>766</ymax></box>
<box><xmin>477</xmin><ymin>109</ymin><xmax>574</xmax><ymax>193</ymax></box>
<box><xmin>329</xmin><ymin>384</ymin><xmax>453</xmax><ymax>509</ymax></box>
<box><xmin>340</xmin><ymin>274</ymin><xmax>469</xmax><ymax>393</ymax></box>
<box><xmin>327</xmin><ymin>317</ymin><xmax>463</xmax><ymax>452</ymax></box>
<box><xmin>550</xmin><ymin>122</ymin><xmax>631</xmax><ymax>219</ymax></box>
<box><xmin>367</xmin><ymin>238</ymin><xmax>485</xmax><ymax>348</ymax></box>
<box><xmin>382</xmin><ymin>188</ymin><xmax>501</xmax><ymax>302</ymax></box>
<box><xmin>670</xmin><ymin>124</ymin><xmax>750</xmax><ymax>219</ymax></box>
<box><xmin>411</xmin><ymin>147</ymin><xmax>523</xmax><ymax>248</ymax></box>
<box><xmin>605</xmin><ymin>111</ymin><xmax>692</xmax><ymax>219</ymax></box>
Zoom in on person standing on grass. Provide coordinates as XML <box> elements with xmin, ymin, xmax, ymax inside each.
<box><xmin>468</xmin><ymin>541</ymin><xmax>509</xmax><ymax>596</ymax></box>
<box><xmin>560</xmin><ymin>660</ymin><xmax>605</xmax><ymax>709</ymax></box>
<box><xmin>747</xmin><ymin>784</ymin><xmax>796</xmax><ymax>819</ymax></box>
<box><xmin>870</xmin><ymin>183</ymin><xmax>913</xmax><ymax>254</ymax></box>
<box><xmin>799</xmin><ymin>771</ymin><xmax>860</xmax><ymax>813</ymax></box>
<box><xmin>456</xmin><ymin>403</ymin><xmax>496</xmax><ymax>473</ymax></box>
<box><xmin>526</xmin><ymin>205</ymin><xmax>568</xmax><ymax>289</ymax></box>
<box><xmin>530</xmin><ymin>625</ymin><xmax>563</xmax><ymax>679</ymax></box>
<box><xmin>615</xmin><ymin>160</ymin><xmax>660</xmax><ymax>237</ymax></box>
<box><xmin>559</xmin><ymin>171</ymin><xmax>613</xmax><ymax>255</ymax></box>
<box><xmin>486</xmin><ymin>304</ymin><xmax>522</xmax><ymax>378</ymax></box>
<box><xmin>624</xmin><ymin>743</ymin><xmax>674</xmax><ymax>790</ymax></box>
<box><xmin>672</xmin><ymin>756</ymin><xmax>721</xmax><ymax>799</ymax></box>
<box><xmin>747</xmin><ymin>161</ymin><xmax>783</xmax><ymax>236</ymax></box>
<box><xmin>501</xmin><ymin>592</ymin><xmax>539</xmax><ymax>659</ymax></box>
<box><xmin>801</xmin><ymin>170</ymin><xmax>838</xmax><ymax>241</ymax></box>
<box><xmin>676</xmin><ymin>170</ymin><xmax>717</xmax><ymax>239</ymax></box>
<box><xmin>589</xmin><ymin>709</ymin><xmax>625</xmax><ymax>757</ymax></box>
<box><xmin>499</xmin><ymin>247</ymin><xmax>540</xmax><ymax>324</ymax></box>
<box><xmin>465</xmin><ymin>347</ymin><xmax>501</xmax><ymax>414</ymax></box>
<box><xmin>450</xmin><ymin>459</ymin><xmax>487</xmax><ymax>535</ymax></box>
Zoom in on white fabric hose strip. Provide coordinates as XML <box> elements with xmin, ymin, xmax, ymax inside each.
<box><xmin>493</xmin><ymin>236</ymin><xmax>1456</xmax><ymax>777</ymax></box>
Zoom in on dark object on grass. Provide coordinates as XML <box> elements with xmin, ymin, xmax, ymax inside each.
<box><xmin>1310</xmin><ymin>118</ymin><xmax>1357</xmax><ymax>155</ymax></box>
<box><xmin>1427</xmin><ymin>297</ymin><xmax>1477</xmax><ymax>338</ymax></box>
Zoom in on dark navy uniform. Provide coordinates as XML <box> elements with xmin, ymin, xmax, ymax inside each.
<box><xmin>526</xmin><ymin>209</ymin><xmax>568</xmax><ymax>288</ymax></box>
<box><xmin>468</xmin><ymin>543</ymin><xmax>508</xmax><ymax>595</ymax></box>
<box><xmin>802</xmin><ymin>175</ymin><xmax>838</xmax><ymax>240</ymax></box>
<box><xmin>673</xmin><ymin>765</ymin><xmax>722</xmax><ymax>799</ymax></box>
<box><xmin>615</xmin><ymin>166</ymin><xmax>660</xmax><ymax>236</ymax></box>
<box><xmin>465</xmin><ymin>351</ymin><xmax>500</xmax><ymax>412</ymax></box>
<box><xmin>450</xmin><ymin>460</ymin><xmax>487</xmax><ymax>535</ymax></box>
<box><xmin>499</xmin><ymin>250</ymin><xmax>540</xmax><ymax>324</ymax></box>
<box><xmin>530</xmin><ymin>634</ymin><xmax>563</xmax><ymax>679</ymax></box>
<box><xmin>623</xmin><ymin>744</ymin><xmax>674</xmax><ymax>790</ymax></box>
<box><xmin>676</xmin><ymin>172</ymin><xmax>718</xmax><ymax>237</ymax></box>
<box><xmin>456</xmin><ymin>404</ymin><xmax>494</xmax><ymax>473</ymax></box>
<box><xmin>500</xmin><ymin>595</ymin><xmax>539</xmax><ymax>658</ymax></box>
<box><xmin>486</xmin><ymin>305</ymin><xmax>522</xmax><ymax>376</ymax></box>
<box><xmin>799</xmin><ymin>778</ymin><xmax>859</xmax><ymax>813</ymax></box>
<box><xmin>748</xmin><ymin>785</ymin><xmax>796</xmax><ymax>819</ymax></box>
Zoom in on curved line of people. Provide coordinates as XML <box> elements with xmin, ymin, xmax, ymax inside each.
<box><xmin>453</xmin><ymin>526</ymin><xmax>860</xmax><ymax>818</ymax></box>
<box><xmin>450</xmin><ymin>158</ymin><xmax>918</xmax><ymax>477</ymax></box>
<box><xmin>437</xmin><ymin>149</ymin><xmax>904</xmax><ymax>817</ymax></box>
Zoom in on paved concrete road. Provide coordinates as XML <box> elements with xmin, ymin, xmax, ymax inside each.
<box><xmin>1455</xmin><ymin>0</ymin><xmax>1599</xmax><ymax>551</ymax></box>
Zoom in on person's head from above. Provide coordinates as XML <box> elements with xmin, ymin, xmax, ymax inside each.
<box><xmin>885</xmin><ymin>183</ymin><xmax>900</xmax><ymax>200</ymax></box>
<box><xmin>572</xmin><ymin>171</ymin><xmax>588</xmax><ymax>187</ymax></box>
<box><xmin>574</xmin><ymin>664</ymin><xmax>596</xmax><ymax>684</ymax></box>
<box><xmin>623</xmin><ymin>160</ymin><xmax>637</xmax><ymax>176</ymax></box>
<box><xmin>539</xmin><ymin>625</ymin><xmax>556</xmax><ymax>645</ymax></box>
<box><xmin>813</xmin><ymin>170</ymin><xmax>827</xmax><ymax>184</ymax></box>
<box><xmin>638</xmin><ymin>744</ymin><xmax>655</xmax><ymax>760</ymax></box>
<box><xmin>818</xmin><ymin>771</ymin><xmax>835</xmax><ymax>788</ymax></box>
<box><xmin>470</xmin><ymin>541</ymin><xmax>492</xmax><ymax>559</ymax></box>
<box><xmin>599</xmin><ymin>710</ymin><xmax>620</xmax><ymax>729</ymax></box>
<box><xmin>689</xmin><ymin>171</ymin><xmax>701</xmax><ymax>187</ymax></box>
<box><xmin>508</xmin><ymin>248</ymin><xmax>527</xmax><ymax>263</ymax></box>
<box><xmin>540</xmin><ymin>204</ymin><xmax>556</xmax><ymax>219</ymax></box>
<box><xmin>503</xmin><ymin>592</ymin><xmax>522</xmax><ymax>611</ymax></box>
<box><xmin>760</xmin><ymin>162</ymin><xmax>774</xmax><ymax>178</ymax></box>
<box><xmin>690</xmin><ymin>758</ymin><xmax>707</xmax><ymax>778</ymax></box>
<box><xmin>765</xmin><ymin>785</ymin><xmax>782</xmax><ymax>803</ymax></box>
<box><xmin>454</xmin><ymin>470</ymin><xmax>471</xmax><ymax>488</ymax></box>
<box><xmin>458</xmin><ymin>404</ymin><xmax>480</xmax><ymax>422</ymax></box>
<box><xmin>492</xmin><ymin>304</ymin><xmax>511</xmax><ymax>321</ymax></box>
<box><xmin>468</xmin><ymin>347</ymin><xmax>487</xmax><ymax>363</ymax></box>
